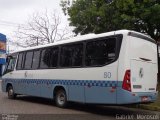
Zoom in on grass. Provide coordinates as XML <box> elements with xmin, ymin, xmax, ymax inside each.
<box><xmin>136</xmin><ymin>85</ymin><xmax>160</xmax><ymax>111</ymax></box>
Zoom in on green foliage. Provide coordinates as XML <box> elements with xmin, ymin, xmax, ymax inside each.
<box><xmin>60</xmin><ymin>0</ymin><xmax>160</xmax><ymax>41</ymax></box>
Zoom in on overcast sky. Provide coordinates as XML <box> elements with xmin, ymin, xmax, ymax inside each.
<box><xmin>0</xmin><ymin>0</ymin><xmax>69</xmax><ymax>51</ymax></box>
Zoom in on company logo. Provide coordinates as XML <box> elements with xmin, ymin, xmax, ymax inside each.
<box><xmin>139</xmin><ymin>68</ymin><xmax>144</xmax><ymax>78</ymax></box>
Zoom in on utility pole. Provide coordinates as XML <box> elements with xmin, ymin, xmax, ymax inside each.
<box><xmin>36</xmin><ymin>37</ymin><xmax>39</xmax><ymax>46</ymax></box>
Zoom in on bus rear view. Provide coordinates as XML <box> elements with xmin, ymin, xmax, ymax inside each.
<box><xmin>117</xmin><ymin>31</ymin><xmax>158</xmax><ymax>104</ymax></box>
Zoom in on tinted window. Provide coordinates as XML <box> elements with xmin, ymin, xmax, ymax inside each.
<box><xmin>72</xmin><ymin>44</ymin><xmax>83</xmax><ymax>66</ymax></box>
<box><xmin>17</xmin><ymin>53</ymin><xmax>24</xmax><ymax>70</ymax></box>
<box><xmin>24</xmin><ymin>51</ymin><xmax>33</xmax><ymax>69</ymax></box>
<box><xmin>85</xmin><ymin>38</ymin><xmax>116</xmax><ymax>66</ymax></box>
<box><xmin>32</xmin><ymin>50</ymin><xmax>41</xmax><ymax>69</ymax></box>
<box><xmin>40</xmin><ymin>48</ymin><xmax>51</xmax><ymax>68</ymax></box>
<box><xmin>60</xmin><ymin>46</ymin><xmax>72</xmax><ymax>67</ymax></box>
<box><xmin>50</xmin><ymin>47</ymin><xmax>59</xmax><ymax>67</ymax></box>
<box><xmin>60</xmin><ymin>44</ymin><xmax>83</xmax><ymax>67</ymax></box>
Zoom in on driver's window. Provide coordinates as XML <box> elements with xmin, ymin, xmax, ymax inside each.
<box><xmin>7</xmin><ymin>58</ymin><xmax>16</xmax><ymax>71</ymax></box>
<box><xmin>4</xmin><ymin>54</ymin><xmax>17</xmax><ymax>74</ymax></box>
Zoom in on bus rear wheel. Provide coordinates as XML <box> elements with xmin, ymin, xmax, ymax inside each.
<box><xmin>7</xmin><ymin>86</ymin><xmax>16</xmax><ymax>99</ymax></box>
<box><xmin>55</xmin><ymin>89</ymin><xmax>67</xmax><ymax>108</ymax></box>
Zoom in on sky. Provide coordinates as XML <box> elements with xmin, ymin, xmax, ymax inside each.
<box><xmin>0</xmin><ymin>0</ymin><xmax>69</xmax><ymax>51</ymax></box>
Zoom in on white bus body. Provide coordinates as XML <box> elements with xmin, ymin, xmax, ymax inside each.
<box><xmin>1</xmin><ymin>30</ymin><xmax>158</xmax><ymax>107</ymax></box>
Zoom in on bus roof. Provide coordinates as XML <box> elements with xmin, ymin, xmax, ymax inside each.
<box><xmin>11</xmin><ymin>30</ymin><xmax>155</xmax><ymax>54</ymax></box>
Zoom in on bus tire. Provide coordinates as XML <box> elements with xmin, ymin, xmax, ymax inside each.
<box><xmin>7</xmin><ymin>85</ymin><xmax>16</xmax><ymax>99</ymax></box>
<box><xmin>55</xmin><ymin>89</ymin><xmax>67</xmax><ymax>108</ymax></box>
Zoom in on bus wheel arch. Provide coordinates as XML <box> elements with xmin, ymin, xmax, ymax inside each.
<box><xmin>53</xmin><ymin>86</ymin><xmax>68</xmax><ymax>108</ymax></box>
<box><xmin>6</xmin><ymin>83</ymin><xmax>16</xmax><ymax>99</ymax></box>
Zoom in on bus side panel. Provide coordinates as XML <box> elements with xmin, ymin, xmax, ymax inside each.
<box><xmin>68</xmin><ymin>85</ymin><xmax>85</xmax><ymax>103</ymax></box>
<box><xmin>7</xmin><ymin>71</ymin><xmax>27</xmax><ymax>95</ymax></box>
<box><xmin>16</xmin><ymin>80</ymin><xmax>26</xmax><ymax>94</ymax></box>
<box><xmin>13</xmin><ymin>70</ymin><xmax>55</xmax><ymax>98</ymax></box>
<box><xmin>85</xmin><ymin>86</ymin><xmax>116</xmax><ymax>104</ymax></box>
<box><xmin>40</xmin><ymin>82</ymin><xmax>69</xmax><ymax>99</ymax></box>
<box><xmin>84</xmin><ymin>63</ymin><xmax>118</xmax><ymax>104</ymax></box>
<box><xmin>40</xmin><ymin>80</ymin><xmax>55</xmax><ymax>98</ymax></box>
<box><xmin>29</xmin><ymin>79</ymin><xmax>42</xmax><ymax>97</ymax></box>
<box><xmin>3</xmin><ymin>71</ymin><xmax>41</xmax><ymax>97</ymax></box>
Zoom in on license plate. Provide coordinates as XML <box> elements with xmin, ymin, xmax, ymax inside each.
<box><xmin>141</xmin><ymin>96</ymin><xmax>148</xmax><ymax>102</ymax></box>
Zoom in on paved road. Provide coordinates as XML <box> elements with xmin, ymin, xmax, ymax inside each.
<box><xmin>0</xmin><ymin>80</ymin><xmax>160</xmax><ymax>120</ymax></box>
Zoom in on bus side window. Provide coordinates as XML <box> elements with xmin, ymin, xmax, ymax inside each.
<box><xmin>50</xmin><ymin>47</ymin><xmax>59</xmax><ymax>68</ymax></box>
<box><xmin>60</xmin><ymin>43</ymin><xmax>83</xmax><ymax>67</ymax></box>
<box><xmin>85</xmin><ymin>38</ymin><xmax>116</xmax><ymax>66</ymax></box>
<box><xmin>40</xmin><ymin>48</ymin><xmax>51</xmax><ymax>68</ymax></box>
<box><xmin>17</xmin><ymin>52</ymin><xmax>24</xmax><ymax>70</ymax></box>
<box><xmin>40</xmin><ymin>47</ymin><xmax>59</xmax><ymax>69</ymax></box>
<box><xmin>72</xmin><ymin>44</ymin><xmax>83</xmax><ymax>67</ymax></box>
<box><xmin>32</xmin><ymin>50</ymin><xmax>41</xmax><ymax>69</ymax></box>
<box><xmin>24</xmin><ymin>51</ymin><xmax>33</xmax><ymax>69</ymax></box>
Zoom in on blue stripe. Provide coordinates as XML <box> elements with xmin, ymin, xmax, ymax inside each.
<box><xmin>3</xmin><ymin>78</ymin><xmax>122</xmax><ymax>87</ymax></box>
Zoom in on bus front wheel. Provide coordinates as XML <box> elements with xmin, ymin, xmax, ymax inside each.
<box><xmin>7</xmin><ymin>86</ymin><xmax>16</xmax><ymax>99</ymax></box>
<box><xmin>55</xmin><ymin>89</ymin><xmax>67</xmax><ymax>108</ymax></box>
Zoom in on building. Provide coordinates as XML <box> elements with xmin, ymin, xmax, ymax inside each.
<box><xmin>0</xmin><ymin>33</ymin><xmax>6</xmax><ymax>76</ymax></box>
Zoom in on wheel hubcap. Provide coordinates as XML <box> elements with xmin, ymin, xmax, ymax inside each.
<box><xmin>8</xmin><ymin>89</ymin><xmax>13</xmax><ymax>96</ymax></box>
<box><xmin>58</xmin><ymin>93</ymin><xmax>65</xmax><ymax>105</ymax></box>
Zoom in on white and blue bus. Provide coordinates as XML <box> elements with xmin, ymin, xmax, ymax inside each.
<box><xmin>1</xmin><ymin>30</ymin><xmax>158</xmax><ymax>107</ymax></box>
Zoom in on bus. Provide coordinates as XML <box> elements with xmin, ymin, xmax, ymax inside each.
<box><xmin>1</xmin><ymin>30</ymin><xmax>158</xmax><ymax>108</ymax></box>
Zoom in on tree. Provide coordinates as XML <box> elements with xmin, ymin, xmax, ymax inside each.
<box><xmin>61</xmin><ymin>0</ymin><xmax>160</xmax><ymax>41</ymax></box>
<box><xmin>15</xmin><ymin>10</ymin><xmax>73</xmax><ymax>47</ymax></box>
